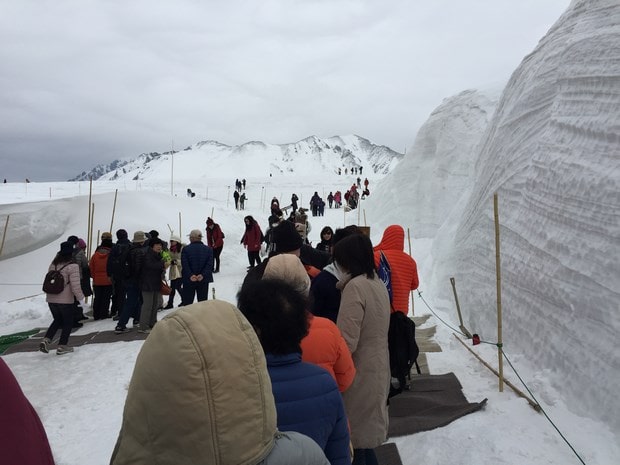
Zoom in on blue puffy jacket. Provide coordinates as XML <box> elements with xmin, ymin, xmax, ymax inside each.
<box><xmin>266</xmin><ymin>353</ymin><xmax>350</xmax><ymax>465</ymax></box>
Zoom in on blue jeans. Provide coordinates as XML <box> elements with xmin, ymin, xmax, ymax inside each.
<box><xmin>117</xmin><ymin>283</ymin><xmax>142</xmax><ymax>329</ymax></box>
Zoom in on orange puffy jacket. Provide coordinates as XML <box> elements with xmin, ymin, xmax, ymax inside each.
<box><xmin>301</xmin><ymin>315</ymin><xmax>356</xmax><ymax>392</ymax></box>
<box><xmin>89</xmin><ymin>247</ymin><xmax>112</xmax><ymax>286</ymax></box>
<box><xmin>373</xmin><ymin>225</ymin><xmax>419</xmax><ymax>314</ymax></box>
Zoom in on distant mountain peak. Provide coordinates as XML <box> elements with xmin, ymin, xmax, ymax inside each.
<box><xmin>69</xmin><ymin>134</ymin><xmax>403</xmax><ymax>181</ymax></box>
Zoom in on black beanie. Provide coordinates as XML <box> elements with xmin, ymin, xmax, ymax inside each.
<box><xmin>272</xmin><ymin>221</ymin><xmax>303</xmax><ymax>253</ymax></box>
<box><xmin>116</xmin><ymin>229</ymin><xmax>128</xmax><ymax>240</ymax></box>
<box><xmin>59</xmin><ymin>241</ymin><xmax>74</xmax><ymax>256</ymax></box>
<box><xmin>67</xmin><ymin>235</ymin><xmax>79</xmax><ymax>245</ymax></box>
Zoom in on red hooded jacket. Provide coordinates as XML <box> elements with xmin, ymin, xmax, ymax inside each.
<box><xmin>373</xmin><ymin>225</ymin><xmax>419</xmax><ymax>314</ymax></box>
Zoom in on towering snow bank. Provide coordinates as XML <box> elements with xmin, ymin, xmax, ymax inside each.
<box><xmin>440</xmin><ymin>0</ymin><xmax>620</xmax><ymax>430</ymax></box>
<box><xmin>368</xmin><ymin>89</ymin><xmax>499</xmax><ymax>238</ymax></box>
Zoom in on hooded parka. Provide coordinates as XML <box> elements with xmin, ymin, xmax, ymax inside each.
<box><xmin>110</xmin><ymin>299</ymin><xmax>329</xmax><ymax>465</ymax></box>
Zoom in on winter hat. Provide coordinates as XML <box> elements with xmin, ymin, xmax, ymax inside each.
<box><xmin>116</xmin><ymin>229</ymin><xmax>128</xmax><ymax>241</ymax></box>
<box><xmin>101</xmin><ymin>232</ymin><xmax>113</xmax><ymax>241</ymax></box>
<box><xmin>263</xmin><ymin>254</ymin><xmax>310</xmax><ymax>296</ymax></box>
<box><xmin>189</xmin><ymin>229</ymin><xmax>203</xmax><ymax>240</ymax></box>
<box><xmin>149</xmin><ymin>237</ymin><xmax>163</xmax><ymax>247</ymax></box>
<box><xmin>59</xmin><ymin>241</ymin><xmax>74</xmax><ymax>256</ymax></box>
<box><xmin>67</xmin><ymin>235</ymin><xmax>79</xmax><ymax>245</ymax></box>
<box><xmin>149</xmin><ymin>230</ymin><xmax>159</xmax><ymax>238</ymax></box>
<box><xmin>170</xmin><ymin>235</ymin><xmax>182</xmax><ymax>243</ymax></box>
<box><xmin>206</xmin><ymin>218</ymin><xmax>214</xmax><ymax>226</ymax></box>
<box><xmin>272</xmin><ymin>221</ymin><xmax>303</xmax><ymax>253</ymax></box>
<box><xmin>77</xmin><ymin>238</ymin><xmax>87</xmax><ymax>249</ymax></box>
<box><xmin>132</xmin><ymin>231</ymin><xmax>147</xmax><ymax>243</ymax></box>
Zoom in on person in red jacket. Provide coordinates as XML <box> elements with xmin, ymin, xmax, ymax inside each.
<box><xmin>240</xmin><ymin>215</ymin><xmax>263</xmax><ymax>269</ymax></box>
<box><xmin>263</xmin><ymin>254</ymin><xmax>356</xmax><ymax>393</ymax></box>
<box><xmin>0</xmin><ymin>358</ymin><xmax>55</xmax><ymax>465</ymax></box>
<box><xmin>373</xmin><ymin>225</ymin><xmax>419</xmax><ymax>314</ymax></box>
<box><xmin>89</xmin><ymin>232</ymin><xmax>114</xmax><ymax>319</ymax></box>
<box><xmin>205</xmin><ymin>217</ymin><xmax>224</xmax><ymax>273</ymax></box>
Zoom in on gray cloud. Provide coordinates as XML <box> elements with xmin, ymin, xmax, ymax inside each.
<box><xmin>0</xmin><ymin>0</ymin><xmax>570</xmax><ymax>181</ymax></box>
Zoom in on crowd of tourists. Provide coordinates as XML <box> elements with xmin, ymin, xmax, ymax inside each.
<box><xmin>24</xmin><ymin>177</ymin><xmax>420</xmax><ymax>465</ymax></box>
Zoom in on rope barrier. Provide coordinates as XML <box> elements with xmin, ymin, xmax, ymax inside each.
<box><xmin>415</xmin><ymin>288</ymin><xmax>586</xmax><ymax>465</ymax></box>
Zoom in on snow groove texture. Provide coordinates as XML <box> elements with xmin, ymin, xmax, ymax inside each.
<box><xmin>447</xmin><ymin>0</ymin><xmax>620</xmax><ymax>430</ymax></box>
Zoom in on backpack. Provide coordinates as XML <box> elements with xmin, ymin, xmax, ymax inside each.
<box><xmin>107</xmin><ymin>243</ymin><xmax>132</xmax><ymax>279</ymax></box>
<box><xmin>376</xmin><ymin>251</ymin><xmax>393</xmax><ymax>304</ymax></box>
<box><xmin>388</xmin><ymin>311</ymin><xmax>420</xmax><ymax>398</ymax></box>
<box><xmin>42</xmin><ymin>262</ymin><xmax>72</xmax><ymax>294</ymax></box>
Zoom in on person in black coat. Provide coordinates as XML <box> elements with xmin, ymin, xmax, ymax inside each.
<box><xmin>137</xmin><ymin>238</ymin><xmax>167</xmax><ymax>333</ymax></box>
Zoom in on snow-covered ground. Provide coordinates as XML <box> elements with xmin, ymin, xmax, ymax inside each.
<box><xmin>0</xmin><ymin>174</ymin><xmax>617</xmax><ymax>465</ymax></box>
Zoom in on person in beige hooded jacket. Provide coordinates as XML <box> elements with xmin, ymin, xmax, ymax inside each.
<box><xmin>110</xmin><ymin>299</ymin><xmax>329</xmax><ymax>465</ymax></box>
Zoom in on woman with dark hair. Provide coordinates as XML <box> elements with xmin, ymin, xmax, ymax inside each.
<box><xmin>332</xmin><ymin>234</ymin><xmax>391</xmax><ymax>465</ymax></box>
<box><xmin>315</xmin><ymin>226</ymin><xmax>334</xmax><ymax>253</ymax></box>
<box><xmin>240</xmin><ymin>215</ymin><xmax>263</xmax><ymax>269</ymax></box>
<box><xmin>40</xmin><ymin>241</ymin><xmax>86</xmax><ymax>355</ymax></box>
<box><xmin>237</xmin><ymin>278</ymin><xmax>351</xmax><ymax>465</ymax></box>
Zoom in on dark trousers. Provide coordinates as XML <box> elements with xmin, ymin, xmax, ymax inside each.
<box><xmin>93</xmin><ymin>285</ymin><xmax>113</xmax><ymax>320</ymax></box>
<box><xmin>118</xmin><ymin>283</ymin><xmax>142</xmax><ymax>329</ymax></box>
<box><xmin>182</xmin><ymin>281</ymin><xmax>209</xmax><ymax>305</ymax></box>
<box><xmin>247</xmin><ymin>251</ymin><xmax>261</xmax><ymax>267</ymax></box>
<box><xmin>45</xmin><ymin>303</ymin><xmax>74</xmax><ymax>345</ymax></box>
<box><xmin>166</xmin><ymin>278</ymin><xmax>183</xmax><ymax>307</ymax></box>
<box><xmin>352</xmin><ymin>449</ymin><xmax>379</xmax><ymax>465</ymax></box>
<box><xmin>213</xmin><ymin>247</ymin><xmax>223</xmax><ymax>272</ymax></box>
<box><xmin>110</xmin><ymin>279</ymin><xmax>126</xmax><ymax>316</ymax></box>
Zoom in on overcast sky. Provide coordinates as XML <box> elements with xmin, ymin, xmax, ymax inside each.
<box><xmin>0</xmin><ymin>0</ymin><xmax>570</xmax><ymax>182</ymax></box>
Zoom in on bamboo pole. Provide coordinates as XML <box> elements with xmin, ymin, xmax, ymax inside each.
<box><xmin>88</xmin><ymin>203</ymin><xmax>95</xmax><ymax>261</ymax></box>
<box><xmin>211</xmin><ymin>207</ymin><xmax>214</xmax><ymax>220</ymax></box>
<box><xmin>407</xmin><ymin>227</ymin><xmax>415</xmax><ymax>315</ymax></box>
<box><xmin>87</xmin><ymin>177</ymin><xmax>93</xmax><ymax>255</ymax></box>
<box><xmin>178</xmin><ymin>212</ymin><xmax>182</xmax><ymax>238</ymax></box>
<box><xmin>453</xmin><ymin>334</ymin><xmax>540</xmax><ymax>412</ymax></box>
<box><xmin>450</xmin><ymin>277</ymin><xmax>472</xmax><ymax>338</ymax></box>
<box><xmin>110</xmin><ymin>189</ymin><xmax>118</xmax><ymax>233</ymax></box>
<box><xmin>357</xmin><ymin>204</ymin><xmax>361</xmax><ymax>225</ymax></box>
<box><xmin>363</xmin><ymin>209</ymin><xmax>367</xmax><ymax>227</ymax></box>
<box><xmin>0</xmin><ymin>215</ymin><xmax>9</xmax><ymax>257</ymax></box>
<box><xmin>494</xmin><ymin>192</ymin><xmax>504</xmax><ymax>392</ymax></box>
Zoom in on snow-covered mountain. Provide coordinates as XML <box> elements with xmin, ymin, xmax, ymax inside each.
<box><xmin>366</xmin><ymin>0</ymin><xmax>620</xmax><ymax>432</ymax></box>
<box><xmin>69</xmin><ymin>135</ymin><xmax>403</xmax><ymax>182</ymax></box>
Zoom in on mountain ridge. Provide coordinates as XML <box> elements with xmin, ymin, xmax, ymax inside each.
<box><xmin>69</xmin><ymin>134</ymin><xmax>403</xmax><ymax>182</ymax></box>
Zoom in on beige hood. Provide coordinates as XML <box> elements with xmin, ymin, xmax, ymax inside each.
<box><xmin>111</xmin><ymin>300</ymin><xmax>277</xmax><ymax>465</ymax></box>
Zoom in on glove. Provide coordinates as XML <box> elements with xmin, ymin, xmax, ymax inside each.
<box><xmin>78</xmin><ymin>299</ymin><xmax>86</xmax><ymax>308</ymax></box>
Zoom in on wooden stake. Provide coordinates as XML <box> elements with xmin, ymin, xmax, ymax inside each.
<box><xmin>178</xmin><ymin>212</ymin><xmax>182</xmax><ymax>239</ymax></box>
<box><xmin>407</xmin><ymin>227</ymin><xmax>415</xmax><ymax>315</ymax></box>
<box><xmin>0</xmin><ymin>215</ymin><xmax>9</xmax><ymax>257</ymax></box>
<box><xmin>110</xmin><ymin>189</ymin><xmax>118</xmax><ymax>233</ymax></box>
<box><xmin>87</xmin><ymin>177</ymin><xmax>93</xmax><ymax>255</ymax></box>
<box><xmin>211</xmin><ymin>207</ymin><xmax>214</xmax><ymax>220</ymax></box>
<box><xmin>450</xmin><ymin>277</ymin><xmax>472</xmax><ymax>338</ymax></box>
<box><xmin>494</xmin><ymin>192</ymin><xmax>504</xmax><ymax>392</ymax></box>
<box><xmin>88</xmin><ymin>203</ymin><xmax>95</xmax><ymax>261</ymax></box>
<box><xmin>363</xmin><ymin>209</ymin><xmax>367</xmax><ymax>227</ymax></box>
<box><xmin>453</xmin><ymin>334</ymin><xmax>540</xmax><ymax>412</ymax></box>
